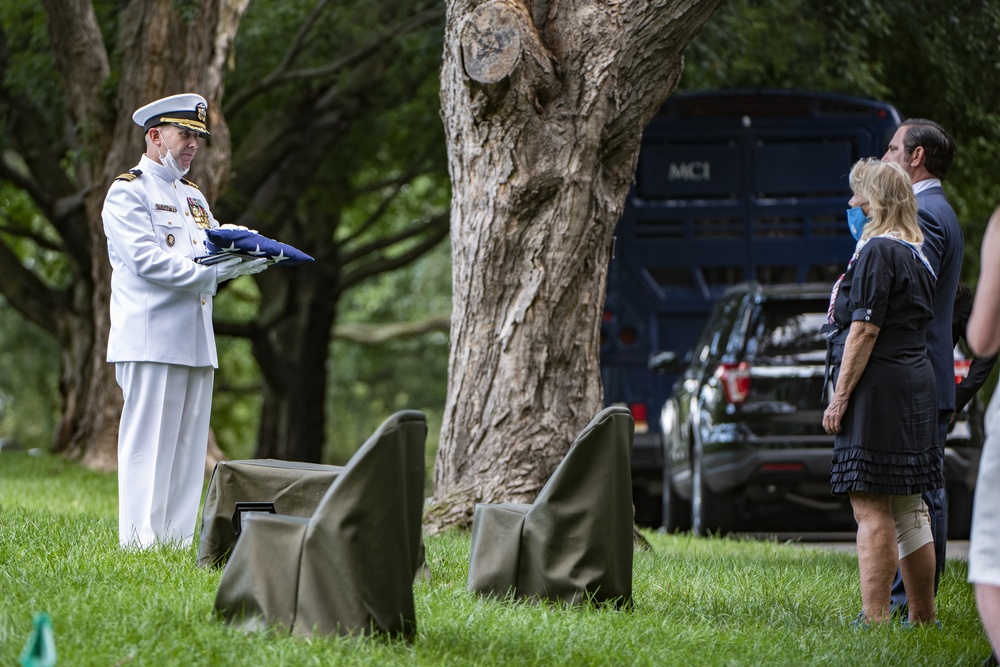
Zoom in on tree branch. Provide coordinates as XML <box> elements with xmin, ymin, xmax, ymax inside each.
<box><xmin>340</xmin><ymin>211</ymin><xmax>449</xmax><ymax>288</ymax></box>
<box><xmin>339</xmin><ymin>162</ymin><xmax>438</xmax><ymax>246</ymax></box>
<box><xmin>224</xmin><ymin>5</ymin><xmax>444</xmax><ymax>117</ymax></box>
<box><xmin>0</xmin><ymin>238</ymin><xmax>69</xmax><ymax>334</ymax></box>
<box><xmin>0</xmin><ymin>159</ymin><xmax>51</xmax><ymax>213</ymax></box>
<box><xmin>0</xmin><ymin>39</ymin><xmax>92</xmax><ymax>262</ymax></box>
<box><xmin>341</xmin><ymin>210</ymin><xmax>448</xmax><ymax>266</ymax></box>
<box><xmin>0</xmin><ymin>223</ymin><xmax>64</xmax><ymax>253</ymax></box>
<box><xmin>333</xmin><ymin>312</ymin><xmax>450</xmax><ymax>344</ymax></box>
<box><xmin>215</xmin><ymin>304</ymin><xmax>296</xmax><ymax>390</ymax></box>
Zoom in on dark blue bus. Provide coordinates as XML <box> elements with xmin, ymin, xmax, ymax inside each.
<box><xmin>600</xmin><ymin>89</ymin><xmax>902</xmax><ymax>527</ymax></box>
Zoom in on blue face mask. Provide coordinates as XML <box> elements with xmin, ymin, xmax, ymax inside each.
<box><xmin>846</xmin><ymin>206</ymin><xmax>869</xmax><ymax>241</ymax></box>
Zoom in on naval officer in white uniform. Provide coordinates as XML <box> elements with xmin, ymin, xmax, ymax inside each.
<box><xmin>103</xmin><ymin>93</ymin><xmax>267</xmax><ymax>549</ymax></box>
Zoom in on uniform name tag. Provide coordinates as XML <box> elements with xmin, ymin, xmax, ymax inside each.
<box><xmin>155</xmin><ymin>203</ymin><xmax>178</xmax><ymax>212</ymax></box>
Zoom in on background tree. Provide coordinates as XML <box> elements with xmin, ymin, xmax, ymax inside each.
<box><xmin>0</xmin><ymin>0</ymin><xmax>250</xmax><ymax>469</ymax></box>
<box><xmin>0</xmin><ymin>0</ymin><xmax>450</xmax><ymax>466</ymax></box>
<box><xmin>428</xmin><ymin>0</ymin><xmax>725</xmax><ymax>530</ymax></box>
<box><xmin>210</xmin><ymin>0</ymin><xmax>449</xmax><ymax>462</ymax></box>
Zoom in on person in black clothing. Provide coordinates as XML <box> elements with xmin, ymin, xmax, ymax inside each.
<box><xmin>823</xmin><ymin>158</ymin><xmax>941</xmax><ymax>627</ymax></box>
<box><xmin>884</xmin><ymin>119</ymin><xmax>962</xmax><ymax>609</ymax></box>
<box><xmin>953</xmin><ymin>283</ymin><xmax>998</xmax><ymax>421</ymax></box>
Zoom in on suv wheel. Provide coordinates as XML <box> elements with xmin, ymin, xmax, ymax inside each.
<box><xmin>692</xmin><ymin>446</ymin><xmax>735</xmax><ymax>536</ymax></box>
<box><xmin>662</xmin><ymin>460</ymin><xmax>691</xmax><ymax>533</ymax></box>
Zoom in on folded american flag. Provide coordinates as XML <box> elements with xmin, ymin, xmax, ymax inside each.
<box><xmin>197</xmin><ymin>226</ymin><xmax>314</xmax><ymax>266</ymax></box>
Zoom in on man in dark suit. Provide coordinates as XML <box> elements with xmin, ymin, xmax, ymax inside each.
<box><xmin>882</xmin><ymin>118</ymin><xmax>963</xmax><ymax>611</ymax></box>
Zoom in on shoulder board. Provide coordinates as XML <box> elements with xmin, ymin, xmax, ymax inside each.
<box><xmin>114</xmin><ymin>169</ymin><xmax>142</xmax><ymax>182</ymax></box>
<box><xmin>180</xmin><ymin>177</ymin><xmax>200</xmax><ymax>190</ymax></box>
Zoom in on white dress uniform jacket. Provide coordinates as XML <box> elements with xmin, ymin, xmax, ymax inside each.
<box><xmin>103</xmin><ymin>154</ymin><xmax>223</xmax><ymax>368</ymax></box>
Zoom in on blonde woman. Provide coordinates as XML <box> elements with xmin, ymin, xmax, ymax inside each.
<box><xmin>822</xmin><ymin>158</ymin><xmax>941</xmax><ymax>627</ymax></box>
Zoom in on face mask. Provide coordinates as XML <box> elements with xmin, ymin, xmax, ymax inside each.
<box><xmin>846</xmin><ymin>206</ymin><xmax>869</xmax><ymax>241</ymax></box>
<box><xmin>155</xmin><ymin>132</ymin><xmax>190</xmax><ymax>181</ymax></box>
<box><xmin>161</xmin><ymin>148</ymin><xmax>189</xmax><ymax>180</ymax></box>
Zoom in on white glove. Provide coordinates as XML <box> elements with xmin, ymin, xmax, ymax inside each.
<box><xmin>216</xmin><ymin>257</ymin><xmax>268</xmax><ymax>283</ymax></box>
<box><xmin>219</xmin><ymin>223</ymin><xmax>259</xmax><ymax>234</ymax></box>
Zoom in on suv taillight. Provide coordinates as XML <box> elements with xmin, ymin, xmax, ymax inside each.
<box><xmin>716</xmin><ymin>362</ymin><xmax>751</xmax><ymax>404</ymax></box>
<box><xmin>629</xmin><ymin>402</ymin><xmax>648</xmax><ymax>434</ymax></box>
<box><xmin>955</xmin><ymin>359</ymin><xmax>971</xmax><ymax>384</ymax></box>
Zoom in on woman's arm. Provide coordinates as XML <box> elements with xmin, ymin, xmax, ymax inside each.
<box><xmin>823</xmin><ymin>320</ymin><xmax>880</xmax><ymax>435</ymax></box>
<box><xmin>969</xmin><ymin>206</ymin><xmax>1000</xmax><ymax>357</ymax></box>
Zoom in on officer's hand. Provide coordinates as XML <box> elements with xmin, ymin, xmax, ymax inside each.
<box><xmin>216</xmin><ymin>257</ymin><xmax>268</xmax><ymax>282</ymax></box>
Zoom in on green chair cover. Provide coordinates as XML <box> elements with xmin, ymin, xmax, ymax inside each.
<box><xmin>467</xmin><ymin>406</ymin><xmax>634</xmax><ymax>605</ymax></box>
<box><xmin>214</xmin><ymin>410</ymin><xmax>427</xmax><ymax>639</ymax></box>
<box><xmin>198</xmin><ymin>459</ymin><xmax>345</xmax><ymax>568</ymax></box>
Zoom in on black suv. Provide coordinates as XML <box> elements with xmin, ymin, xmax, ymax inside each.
<box><xmin>652</xmin><ymin>281</ymin><xmax>982</xmax><ymax>536</ymax></box>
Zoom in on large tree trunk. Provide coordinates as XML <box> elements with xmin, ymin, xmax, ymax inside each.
<box><xmin>40</xmin><ymin>0</ymin><xmax>251</xmax><ymax>468</ymax></box>
<box><xmin>246</xmin><ymin>269</ymin><xmax>338</xmax><ymax>463</ymax></box>
<box><xmin>429</xmin><ymin>0</ymin><xmax>723</xmax><ymax>530</ymax></box>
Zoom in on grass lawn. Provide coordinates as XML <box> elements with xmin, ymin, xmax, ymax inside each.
<box><xmin>0</xmin><ymin>451</ymin><xmax>991</xmax><ymax>665</ymax></box>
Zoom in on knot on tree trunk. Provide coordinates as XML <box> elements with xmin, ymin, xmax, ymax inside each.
<box><xmin>460</xmin><ymin>1</ymin><xmax>522</xmax><ymax>84</ymax></box>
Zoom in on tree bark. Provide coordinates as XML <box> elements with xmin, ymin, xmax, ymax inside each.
<box><xmin>430</xmin><ymin>0</ymin><xmax>723</xmax><ymax>531</ymax></box>
<box><xmin>38</xmin><ymin>0</ymin><xmax>251</xmax><ymax>468</ymax></box>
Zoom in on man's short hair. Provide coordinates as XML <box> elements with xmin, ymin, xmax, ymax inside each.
<box><xmin>900</xmin><ymin>118</ymin><xmax>955</xmax><ymax>181</ymax></box>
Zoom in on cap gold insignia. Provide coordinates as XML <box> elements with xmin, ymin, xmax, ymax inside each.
<box><xmin>197</xmin><ymin>103</ymin><xmax>207</xmax><ymax>122</ymax></box>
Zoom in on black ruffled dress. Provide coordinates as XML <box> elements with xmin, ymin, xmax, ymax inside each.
<box><xmin>827</xmin><ymin>236</ymin><xmax>942</xmax><ymax>496</ymax></box>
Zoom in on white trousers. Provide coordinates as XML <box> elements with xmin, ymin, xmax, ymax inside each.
<box><xmin>116</xmin><ymin>362</ymin><xmax>214</xmax><ymax>549</ymax></box>
<box><xmin>970</xmin><ymin>388</ymin><xmax>1000</xmax><ymax>586</ymax></box>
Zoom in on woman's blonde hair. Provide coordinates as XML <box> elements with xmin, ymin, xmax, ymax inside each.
<box><xmin>849</xmin><ymin>158</ymin><xmax>923</xmax><ymax>244</ymax></box>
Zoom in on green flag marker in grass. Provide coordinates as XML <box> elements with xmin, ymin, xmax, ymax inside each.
<box><xmin>19</xmin><ymin>612</ymin><xmax>56</xmax><ymax>667</ymax></box>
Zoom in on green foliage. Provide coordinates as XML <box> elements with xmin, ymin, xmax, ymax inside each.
<box><xmin>0</xmin><ymin>182</ymin><xmax>71</xmax><ymax>289</ymax></box>
<box><xmin>203</xmin><ymin>0</ymin><xmax>451</xmax><ymax>463</ymax></box>
<box><xmin>0</xmin><ymin>1</ymin><xmax>62</xmax><ymax>137</ymax></box>
<box><xmin>0</xmin><ymin>453</ymin><xmax>991</xmax><ymax>665</ymax></box>
<box><xmin>207</xmin><ymin>277</ymin><xmax>266</xmax><ymax>460</ymax></box>
<box><xmin>0</xmin><ymin>185</ymin><xmax>63</xmax><ymax>450</ymax></box>
<box><xmin>211</xmin><ymin>336</ymin><xmax>264</xmax><ymax>462</ymax></box>
<box><xmin>206</xmin><ymin>241</ymin><xmax>451</xmax><ymax>473</ymax></box>
<box><xmin>681</xmin><ymin>0</ymin><xmax>889</xmax><ymax>97</ymax></box>
<box><xmin>2</xmin><ymin>0</ymin><xmax>450</xmax><ymax>463</ymax></box>
<box><xmin>0</xmin><ymin>300</ymin><xmax>59</xmax><ymax>450</ymax></box>
<box><xmin>681</xmin><ymin>0</ymin><xmax>1000</xmax><ymax>285</ymax></box>
<box><xmin>327</xmin><ymin>240</ymin><xmax>451</xmax><ymax>480</ymax></box>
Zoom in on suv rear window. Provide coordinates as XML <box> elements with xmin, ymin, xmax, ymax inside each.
<box><xmin>746</xmin><ymin>299</ymin><xmax>829</xmax><ymax>364</ymax></box>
